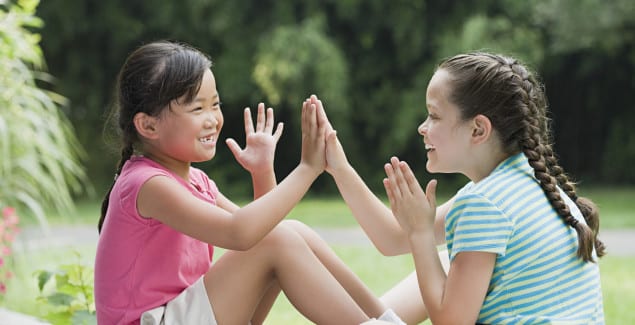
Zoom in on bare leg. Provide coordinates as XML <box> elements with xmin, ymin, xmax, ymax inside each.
<box><xmin>381</xmin><ymin>250</ymin><xmax>450</xmax><ymax>325</ymax></box>
<box><xmin>204</xmin><ymin>223</ymin><xmax>370</xmax><ymax>324</ymax></box>
<box><xmin>381</xmin><ymin>272</ymin><xmax>427</xmax><ymax>324</ymax></box>
<box><xmin>251</xmin><ymin>282</ymin><xmax>280</xmax><ymax>325</ymax></box>
<box><xmin>283</xmin><ymin>220</ymin><xmax>387</xmax><ymax>318</ymax></box>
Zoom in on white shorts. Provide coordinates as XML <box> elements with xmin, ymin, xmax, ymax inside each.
<box><xmin>140</xmin><ymin>276</ymin><xmax>217</xmax><ymax>325</ymax></box>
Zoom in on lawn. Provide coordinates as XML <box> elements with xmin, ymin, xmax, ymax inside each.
<box><xmin>4</xmin><ymin>186</ymin><xmax>635</xmax><ymax>324</ymax></box>
<box><xmin>27</xmin><ymin>186</ymin><xmax>635</xmax><ymax>229</ymax></box>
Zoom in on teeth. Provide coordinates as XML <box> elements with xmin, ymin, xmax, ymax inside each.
<box><xmin>425</xmin><ymin>144</ymin><xmax>434</xmax><ymax>150</ymax></box>
<box><xmin>199</xmin><ymin>136</ymin><xmax>214</xmax><ymax>143</ymax></box>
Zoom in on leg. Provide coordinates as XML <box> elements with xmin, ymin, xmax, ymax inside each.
<box><xmin>251</xmin><ymin>281</ymin><xmax>280</xmax><ymax>325</ymax></box>
<box><xmin>381</xmin><ymin>272</ymin><xmax>427</xmax><ymax>324</ymax></box>
<box><xmin>381</xmin><ymin>250</ymin><xmax>450</xmax><ymax>325</ymax></box>
<box><xmin>204</xmin><ymin>223</ymin><xmax>370</xmax><ymax>324</ymax></box>
<box><xmin>283</xmin><ymin>220</ymin><xmax>387</xmax><ymax>318</ymax></box>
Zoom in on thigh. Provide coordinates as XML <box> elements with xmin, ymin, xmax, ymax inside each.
<box><xmin>381</xmin><ymin>271</ymin><xmax>427</xmax><ymax>324</ymax></box>
<box><xmin>204</xmin><ymin>227</ymin><xmax>287</xmax><ymax>324</ymax></box>
<box><xmin>381</xmin><ymin>250</ymin><xmax>450</xmax><ymax>324</ymax></box>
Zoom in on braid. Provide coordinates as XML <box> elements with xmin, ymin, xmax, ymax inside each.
<box><xmin>510</xmin><ymin>62</ymin><xmax>602</xmax><ymax>262</ymax></box>
<box><xmin>440</xmin><ymin>52</ymin><xmax>604</xmax><ymax>262</ymax></box>
<box><xmin>98</xmin><ymin>144</ymin><xmax>134</xmax><ymax>233</ymax></box>
<box><xmin>542</xmin><ymin>144</ymin><xmax>605</xmax><ymax>257</ymax></box>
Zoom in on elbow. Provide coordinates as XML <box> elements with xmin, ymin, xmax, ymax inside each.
<box><xmin>221</xmin><ymin>223</ymin><xmax>261</xmax><ymax>251</ymax></box>
<box><xmin>373</xmin><ymin>239</ymin><xmax>408</xmax><ymax>257</ymax></box>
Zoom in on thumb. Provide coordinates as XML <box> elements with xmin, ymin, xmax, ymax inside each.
<box><xmin>225</xmin><ymin>138</ymin><xmax>242</xmax><ymax>158</ymax></box>
<box><xmin>326</xmin><ymin>130</ymin><xmax>338</xmax><ymax>145</ymax></box>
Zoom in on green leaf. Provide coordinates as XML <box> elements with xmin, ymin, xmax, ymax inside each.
<box><xmin>47</xmin><ymin>292</ymin><xmax>75</xmax><ymax>306</ymax></box>
<box><xmin>36</xmin><ymin>270</ymin><xmax>54</xmax><ymax>291</ymax></box>
<box><xmin>71</xmin><ymin>310</ymin><xmax>97</xmax><ymax>325</ymax></box>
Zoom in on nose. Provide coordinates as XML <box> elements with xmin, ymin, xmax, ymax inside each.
<box><xmin>204</xmin><ymin>112</ymin><xmax>218</xmax><ymax>128</ymax></box>
<box><xmin>418</xmin><ymin>119</ymin><xmax>428</xmax><ymax>136</ymax></box>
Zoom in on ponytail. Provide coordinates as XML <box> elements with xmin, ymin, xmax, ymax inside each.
<box><xmin>98</xmin><ymin>144</ymin><xmax>133</xmax><ymax>233</ymax></box>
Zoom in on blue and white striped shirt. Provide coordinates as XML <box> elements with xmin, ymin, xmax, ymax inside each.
<box><xmin>446</xmin><ymin>153</ymin><xmax>604</xmax><ymax>324</ymax></box>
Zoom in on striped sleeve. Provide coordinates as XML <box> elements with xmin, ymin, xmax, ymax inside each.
<box><xmin>446</xmin><ymin>193</ymin><xmax>513</xmax><ymax>261</ymax></box>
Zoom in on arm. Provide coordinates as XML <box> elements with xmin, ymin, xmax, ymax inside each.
<box><xmin>320</xmin><ymin>94</ymin><xmax>448</xmax><ymax>255</ymax></box>
<box><xmin>384</xmin><ymin>157</ymin><xmax>494</xmax><ymax>324</ymax></box>
<box><xmin>137</xmin><ymin>99</ymin><xmax>327</xmax><ymax>251</ymax></box>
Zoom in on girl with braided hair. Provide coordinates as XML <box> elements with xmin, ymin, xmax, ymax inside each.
<box><xmin>380</xmin><ymin>52</ymin><xmax>605</xmax><ymax>324</ymax></box>
<box><xmin>94</xmin><ymin>40</ymin><xmax>406</xmax><ymax>325</ymax></box>
<box><xmin>323</xmin><ymin>53</ymin><xmax>605</xmax><ymax>324</ymax></box>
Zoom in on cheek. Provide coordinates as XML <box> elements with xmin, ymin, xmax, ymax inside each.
<box><xmin>216</xmin><ymin>113</ymin><xmax>224</xmax><ymax>130</ymax></box>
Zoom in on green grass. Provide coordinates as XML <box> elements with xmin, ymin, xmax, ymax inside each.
<box><xmin>3</xmin><ymin>244</ymin><xmax>635</xmax><ymax>324</ymax></box>
<box><xmin>5</xmin><ymin>186</ymin><xmax>634</xmax><ymax>323</ymax></box>
<box><xmin>21</xmin><ymin>186</ymin><xmax>635</xmax><ymax>229</ymax></box>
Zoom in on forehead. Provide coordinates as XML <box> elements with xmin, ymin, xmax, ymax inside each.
<box><xmin>426</xmin><ymin>69</ymin><xmax>453</xmax><ymax>110</ymax></box>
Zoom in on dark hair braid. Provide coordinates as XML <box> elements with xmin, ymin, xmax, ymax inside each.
<box><xmin>98</xmin><ymin>144</ymin><xmax>133</xmax><ymax>232</ymax></box>
<box><xmin>439</xmin><ymin>52</ymin><xmax>604</xmax><ymax>262</ymax></box>
<box><xmin>510</xmin><ymin>60</ymin><xmax>603</xmax><ymax>262</ymax></box>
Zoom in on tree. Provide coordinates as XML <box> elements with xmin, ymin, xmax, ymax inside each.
<box><xmin>0</xmin><ymin>0</ymin><xmax>87</xmax><ymax>229</ymax></box>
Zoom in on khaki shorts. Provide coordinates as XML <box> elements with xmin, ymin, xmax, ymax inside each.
<box><xmin>141</xmin><ymin>277</ymin><xmax>217</xmax><ymax>325</ymax></box>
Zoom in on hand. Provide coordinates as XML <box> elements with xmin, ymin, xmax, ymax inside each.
<box><xmin>304</xmin><ymin>97</ymin><xmax>351</xmax><ymax>177</ymax></box>
<box><xmin>300</xmin><ymin>95</ymin><xmax>328</xmax><ymax>174</ymax></box>
<box><xmin>226</xmin><ymin>103</ymin><xmax>283</xmax><ymax>174</ymax></box>
<box><xmin>383</xmin><ymin>157</ymin><xmax>437</xmax><ymax>235</ymax></box>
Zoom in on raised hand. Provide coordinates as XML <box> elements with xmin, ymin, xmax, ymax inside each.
<box><xmin>226</xmin><ymin>103</ymin><xmax>284</xmax><ymax>174</ymax></box>
<box><xmin>300</xmin><ymin>95</ymin><xmax>328</xmax><ymax>174</ymax></box>
<box><xmin>383</xmin><ymin>156</ymin><xmax>437</xmax><ymax>235</ymax></box>
<box><xmin>303</xmin><ymin>96</ymin><xmax>351</xmax><ymax>177</ymax></box>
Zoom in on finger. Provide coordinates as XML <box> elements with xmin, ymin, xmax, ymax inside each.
<box><xmin>301</xmin><ymin>99</ymin><xmax>309</xmax><ymax>135</ymax></box>
<box><xmin>326</xmin><ymin>129</ymin><xmax>337</xmax><ymax>147</ymax></box>
<box><xmin>384</xmin><ymin>162</ymin><xmax>402</xmax><ymax>198</ymax></box>
<box><xmin>426</xmin><ymin>179</ymin><xmax>438</xmax><ymax>208</ymax></box>
<box><xmin>383</xmin><ymin>178</ymin><xmax>401</xmax><ymax>219</ymax></box>
<box><xmin>272</xmin><ymin>122</ymin><xmax>284</xmax><ymax>142</ymax></box>
<box><xmin>309</xmin><ymin>103</ymin><xmax>318</xmax><ymax>137</ymax></box>
<box><xmin>256</xmin><ymin>103</ymin><xmax>265</xmax><ymax>132</ymax></box>
<box><xmin>314</xmin><ymin>97</ymin><xmax>329</xmax><ymax>133</ymax></box>
<box><xmin>398</xmin><ymin>161</ymin><xmax>423</xmax><ymax>194</ymax></box>
<box><xmin>265</xmin><ymin>107</ymin><xmax>274</xmax><ymax>133</ymax></box>
<box><xmin>225</xmin><ymin>138</ymin><xmax>243</xmax><ymax>158</ymax></box>
<box><xmin>243</xmin><ymin>107</ymin><xmax>254</xmax><ymax>135</ymax></box>
<box><xmin>390</xmin><ymin>157</ymin><xmax>409</xmax><ymax>194</ymax></box>
<box><xmin>382</xmin><ymin>178</ymin><xmax>396</xmax><ymax>207</ymax></box>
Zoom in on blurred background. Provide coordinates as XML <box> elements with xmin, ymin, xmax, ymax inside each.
<box><xmin>23</xmin><ymin>0</ymin><xmax>635</xmax><ymax>200</ymax></box>
<box><xmin>2</xmin><ymin>0</ymin><xmax>635</xmax><ymax>323</ymax></box>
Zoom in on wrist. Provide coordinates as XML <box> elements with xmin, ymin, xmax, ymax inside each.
<box><xmin>297</xmin><ymin>162</ymin><xmax>322</xmax><ymax>179</ymax></box>
<box><xmin>328</xmin><ymin>162</ymin><xmax>355</xmax><ymax>180</ymax></box>
<box><xmin>408</xmin><ymin>229</ymin><xmax>436</xmax><ymax>249</ymax></box>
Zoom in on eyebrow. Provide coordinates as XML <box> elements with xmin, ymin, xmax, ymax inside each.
<box><xmin>193</xmin><ymin>92</ymin><xmax>218</xmax><ymax>103</ymax></box>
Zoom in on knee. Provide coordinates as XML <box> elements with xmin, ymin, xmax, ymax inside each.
<box><xmin>280</xmin><ymin>219</ymin><xmax>310</xmax><ymax>232</ymax></box>
<box><xmin>258</xmin><ymin>222</ymin><xmax>307</xmax><ymax>252</ymax></box>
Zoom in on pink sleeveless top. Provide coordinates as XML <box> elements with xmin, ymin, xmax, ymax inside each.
<box><xmin>95</xmin><ymin>156</ymin><xmax>217</xmax><ymax>324</ymax></box>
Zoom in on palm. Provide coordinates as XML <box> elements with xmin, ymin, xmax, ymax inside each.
<box><xmin>235</xmin><ymin>132</ymin><xmax>278</xmax><ymax>172</ymax></box>
<box><xmin>227</xmin><ymin>104</ymin><xmax>283</xmax><ymax>174</ymax></box>
<box><xmin>383</xmin><ymin>158</ymin><xmax>437</xmax><ymax>234</ymax></box>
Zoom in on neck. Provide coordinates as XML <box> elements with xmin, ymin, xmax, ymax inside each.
<box><xmin>464</xmin><ymin>145</ymin><xmax>510</xmax><ymax>183</ymax></box>
<box><xmin>142</xmin><ymin>150</ymin><xmax>191</xmax><ymax>182</ymax></box>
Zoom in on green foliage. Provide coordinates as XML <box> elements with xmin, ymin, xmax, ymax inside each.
<box><xmin>35</xmin><ymin>252</ymin><xmax>96</xmax><ymax>325</ymax></box>
<box><xmin>32</xmin><ymin>0</ymin><xmax>635</xmax><ymax>197</ymax></box>
<box><xmin>0</xmin><ymin>0</ymin><xmax>88</xmax><ymax>228</ymax></box>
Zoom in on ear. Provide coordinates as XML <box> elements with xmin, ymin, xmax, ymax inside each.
<box><xmin>471</xmin><ymin>114</ymin><xmax>493</xmax><ymax>144</ymax></box>
<box><xmin>133</xmin><ymin>112</ymin><xmax>160</xmax><ymax>139</ymax></box>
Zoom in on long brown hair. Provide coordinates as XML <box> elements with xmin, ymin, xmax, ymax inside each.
<box><xmin>438</xmin><ymin>52</ymin><xmax>605</xmax><ymax>262</ymax></box>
